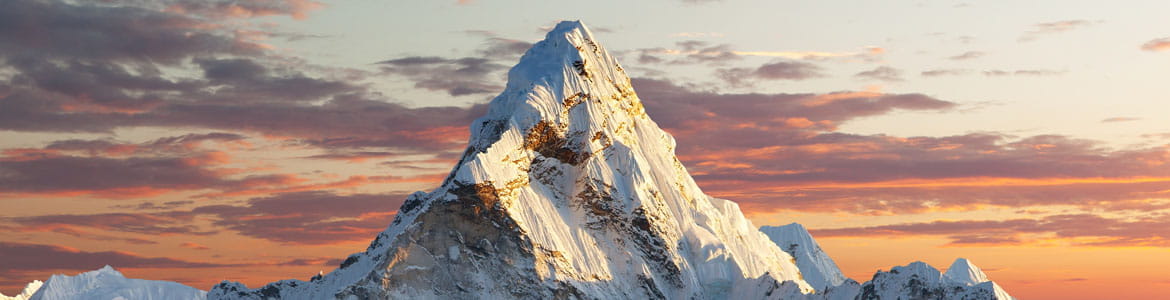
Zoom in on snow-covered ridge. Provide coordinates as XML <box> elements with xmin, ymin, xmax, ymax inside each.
<box><xmin>24</xmin><ymin>266</ymin><xmax>205</xmax><ymax>300</ymax></box>
<box><xmin>760</xmin><ymin>223</ymin><xmax>850</xmax><ymax>292</ymax></box>
<box><xmin>854</xmin><ymin>259</ymin><xmax>1015</xmax><ymax>300</ymax></box>
<box><xmin>0</xmin><ymin>280</ymin><xmax>42</xmax><ymax>300</ymax></box>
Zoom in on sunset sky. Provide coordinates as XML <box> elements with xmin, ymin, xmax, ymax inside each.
<box><xmin>2</xmin><ymin>0</ymin><xmax>1169</xmax><ymax>299</ymax></box>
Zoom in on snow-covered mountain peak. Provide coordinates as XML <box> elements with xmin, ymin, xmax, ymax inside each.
<box><xmin>891</xmin><ymin>261</ymin><xmax>942</xmax><ymax>284</ymax></box>
<box><xmin>211</xmin><ymin>20</ymin><xmax>814</xmax><ymax>299</ymax></box>
<box><xmin>760</xmin><ymin>223</ymin><xmax>849</xmax><ymax>292</ymax></box>
<box><xmin>28</xmin><ymin>266</ymin><xmax>204</xmax><ymax>300</ymax></box>
<box><xmin>858</xmin><ymin>260</ymin><xmax>1015</xmax><ymax>300</ymax></box>
<box><xmin>943</xmin><ymin>257</ymin><xmax>991</xmax><ymax>286</ymax></box>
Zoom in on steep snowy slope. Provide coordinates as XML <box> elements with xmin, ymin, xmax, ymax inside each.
<box><xmin>210</xmin><ymin>20</ymin><xmax>813</xmax><ymax>299</ymax></box>
<box><xmin>943</xmin><ymin>258</ymin><xmax>1015</xmax><ymax>300</ymax></box>
<box><xmin>26</xmin><ymin>266</ymin><xmax>204</xmax><ymax>300</ymax></box>
<box><xmin>760</xmin><ymin>223</ymin><xmax>859</xmax><ymax>300</ymax></box>
<box><xmin>0</xmin><ymin>280</ymin><xmax>42</xmax><ymax>300</ymax></box>
<box><xmin>856</xmin><ymin>260</ymin><xmax>1014</xmax><ymax>300</ymax></box>
<box><xmin>942</xmin><ymin>258</ymin><xmax>990</xmax><ymax>286</ymax></box>
<box><xmin>760</xmin><ymin>223</ymin><xmax>849</xmax><ymax>291</ymax></box>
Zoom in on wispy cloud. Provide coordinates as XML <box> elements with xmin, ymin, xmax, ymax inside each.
<box><xmin>1102</xmin><ymin>117</ymin><xmax>1141</xmax><ymax>123</ymax></box>
<box><xmin>1019</xmin><ymin>19</ymin><xmax>1100</xmax><ymax>42</ymax></box>
<box><xmin>948</xmin><ymin>51</ymin><xmax>986</xmax><ymax>60</ymax></box>
<box><xmin>716</xmin><ymin>61</ymin><xmax>825</xmax><ymax>87</ymax></box>
<box><xmin>855</xmin><ymin>66</ymin><xmax>905</xmax><ymax>82</ymax></box>
<box><xmin>812</xmin><ymin>213</ymin><xmax>1170</xmax><ymax>247</ymax></box>
<box><xmin>1141</xmin><ymin>37</ymin><xmax>1170</xmax><ymax>52</ymax></box>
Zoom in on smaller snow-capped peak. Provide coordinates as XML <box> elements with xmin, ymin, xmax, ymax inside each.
<box><xmin>0</xmin><ymin>280</ymin><xmax>43</xmax><ymax>300</ymax></box>
<box><xmin>29</xmin><ymin>266</ymin><xmax>205</xmax><ymax>300</ymax></box>
<box><xmin>860</xmin><ymin>260</ymin><xmax>1015</xmax><ymax>300</ymax></box>
<box><xmin>943</xmin><ymin>257</ymin><xmax>991</xmax><ymax>286</ymax></box>
<box><xmin>760</xmin><ymin>223</ymin><xmax>849</xmax><ymax>291</ymax></box>
<box><xmin>892</xmin><ymin>261</ymin><xmax>943</xmax><ymax>284</ymax></box>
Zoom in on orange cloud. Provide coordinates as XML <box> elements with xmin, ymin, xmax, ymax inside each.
<box><xmin>1142</xmin><ymin>37</ymin><xmax>1170</xmax><ymax>52</ymax></box>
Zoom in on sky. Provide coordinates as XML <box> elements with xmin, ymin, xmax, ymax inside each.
<box><xmin>1</xmin><ymin>0</ymin><xmax>1169</xmax><ymax>299</ymax></box>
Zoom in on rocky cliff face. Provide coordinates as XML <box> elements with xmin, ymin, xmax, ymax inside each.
<box><xmin>209</xmin><ymin>20</ymin><xmax>812</xmax><ymax>300</ymax></box>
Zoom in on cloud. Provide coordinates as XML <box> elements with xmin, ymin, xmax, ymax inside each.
<box><xmin>195</xmin><ymin>58</ymin><xmax>357</xmax><ymax>103</ymax></box>
<box><xmin>921</xmin><ymin>69</ymin><xmax>973</xmax><ymax>77</ymax></box>
<box><xmin>716</xmin><ymin>61</ymin><xmax>825</xmax><ymax>86</ymax></box>
<box><xmin>947</xmin><ymin>51</ymin><xmax>985</xmax><ymax>60</ymax></box>
<box><xmin>4</xmin><ymin>212</ymin><xmax>212</xmax><ymax>236</ymax></box>
<box><xmin>0</xmin><ymin>241</ymin><xmax>238</xmax><ymax>274</ymax></box>
<box><xmin>1102</xmin><ymin>117</ymin><xmax>1141</xmax><ymax>123</ymax></box>
<box><xmin>982</xmin><ymin>69</ymin><xmax>1065</xmax><ymax>76</ymax></box>
<box><xmin>166</xmin><ymin>0</ymin><xmax>325</xmax><ymax>20</ymax></box>
<box><xmin>627</xmin><ymin>40</ymin><xmax>742</xmax><ymax>66</ymax></box>
<box><xmin>191</xmin><ymin>191</ymin><xmax>410</xmax><ymax>244</ymax></box>
<box><xmin>45</xmin><ymin>133</ymin><xmax>247</xmax><ymax>157</ymax></box>
<box><xmin>0</xmin><ymin>155</ymin><xmax>232</xmax><ymax>198</ymax></box>
<box><xmin>855</xmin><ymin>66</ymin><xmax>905</xmax><ymax>82</ymax></box>
<box><xmin>670</xmin><ymin>32</ymin><xmax>725</xmax><ymax>38</ymax></box>
<box><xmin>178</xmin><ymin>242</ymin><xmax>210</xmax><ymax>250</ymax></box>
<box><xmin>920</xmin><ymin>69</ymin><xmax>1064</xmax><ymax>77</ymax></box>
<box><xmin>464</xmin><ymin>30</ymin><xmax>533</xmax><ymax>60</ymax></box>
<box><xmin>1141</xmin><ymin>37</ymin><xmax>1170</xmax><ymax>52</ymax></box>
<box><xmin>630</xmin><ymin>78</ymin><xmax>1170</xmax><ymax>215</ymax></box>
<box><xmin>0</xmin><ymin>0</ymin><xmax>262</xmax><ymax>64</ymax></box>
<box><xmin>377</xmin><ymin>56</ymin><xmax>506</xmax><ymax>96</ymax></box>
<box><xmin>811</xmin><ymin>213</ymin><xmax>1170</xmax><ymax>247</ymax></box>
<box><xmin>1020</xmin><ymin>20</ymin><xmax>1099</xmax><ymax>42</ymax></box>
<box><xmin>734</xmin><ymin>46</ymin><xmax>885</xmax><ymax>62</ymax></box>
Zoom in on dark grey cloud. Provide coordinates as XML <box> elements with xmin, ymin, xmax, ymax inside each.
<box><xmin>0</xmin><ymin>0</ymin><xmax>261</xmax><ymax>64</ymax></box>
<box><xmin>1101</xmin><ymin>117</ymin><xmax>1140</xmax><ymax>123</ymax></box>
<box><xmin>628</xmin><ymin>40</ymin><xmax>742</xmax><ymax>67</ymax></box>
<box><xmin>465</xmin><ymin>30</ymin><xmax>533</xmax><ymax>60</ymax></box>
<box><xmin>4</xmin><ymin>212</ymin><xmax>211</xmax><ymax>236</ymax></box>
<box><xmin>854</xmin><ymin>66</ymin><xmax>905</xmax><ymax>82</ymax></box>
<box><xmin>982</xmin><ymin>69</ymin><xmax>1065</xmax><ymax>76</ymax></box>
<box><xmin>947</xmin><ymin>51</ymin><xmax>985</xmax><ymax>60</ymax></box>
<box><xmin>165</xmin><ymin>0</ymin><xmax>322</xmax><ymax>20</ymax></box>
<box><xmin>811</xmin><ymin>213</ymin><xmax>1170</xmax><ymax>247</ymax></box>
<box><xmin>920</xmin><ymin>69</ymin><xmax>973</xmax><ymax>77</ymax></box>
<box><xmin>0</xmin><ymin>241</ymin><xmax>236</xmax><ymax>274</ymax></box>
<box><xmin>716</xmin><ymin>61</ymin><xmax>824</xmax><ymax>87</ymax></box>
<box><xmin>377</xmin><ymin>56</ymin><xmax>506</xmax><ymax>96</ymax></box>
<box><xmin>191</xmin><ymin>191</ymin><xmax>409</xmax><ymax>244</ymax></box>
<box><xmin>195</xmin><ymin>58</ymin><xmax>356</xmax><ymax>103</ymax></box>
<box><xmin>0</xmin><ymin>156</ymin><xmax>226</xmax><ymax>194</ymax></box>
<box><xmin>630</xmin><ymin>78</ymin><xmax>1170</xmax><ymax>215</ymax></box>
<box><xmin>45</xmin><ymin>133</ymin><xmax>246</xmax><ymax>156</ymax></box>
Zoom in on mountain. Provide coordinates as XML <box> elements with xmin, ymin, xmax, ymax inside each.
<box><xmin>0</xmin><ymin>280</ymin><xmax>41</xmax><ymax>300</ymax></box>
<box><xmin>943</xmin><ymin>258</ymin><xmax>990</xmax><ymax>286</ymax></box>
<box><xmin>210</xmin><ymin>20</ymin><xmax>813</xmax><ymax>299</ymax></box>
<box><xmin>760</xmin><ymin>223</ymin><xmax>851</xmax><ymax>291</ymax></box>
<box><xmin>856</xmin><ymin>259</ymin><xmax>1015</xmax><ymax>300</ymax></box>
<box><xmin>23</xmin><ymin>266</ymin><xmax>204</xmax><ymax>300</ymax></box>
<box><xmin>760</xmin><ymin>224</ymin><xmax>859</xmax><ymax>300</ymax></box>
<box><xmin>760</xmin><ymin>224</ymin><xmax>1014</xmax><ymax>300</ymax></box>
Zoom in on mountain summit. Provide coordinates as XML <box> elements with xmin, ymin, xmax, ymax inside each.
<box><xmin>210</xmin><ymin>20</ymin><xmax>812</xmax><ymax>299</ymax></box>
